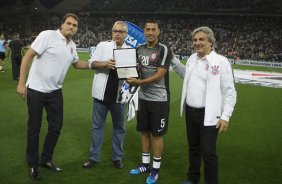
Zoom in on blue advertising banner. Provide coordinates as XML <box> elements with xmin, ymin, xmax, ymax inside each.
<box><xmin>125</xmin><ymin>21</ymin><xmax>146</xmax><ymax>48</ymax></box>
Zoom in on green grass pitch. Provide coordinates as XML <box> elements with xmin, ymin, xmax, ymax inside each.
<box><xmin>0</xmin><ymin>52</ymin><xmax>281</xmax><ymax>183</ymax></box>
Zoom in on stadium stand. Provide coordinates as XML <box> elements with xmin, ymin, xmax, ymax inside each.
<box><xmin>0</xmin><ymin>0</ymin><xmax>281</xmax><ymax>62</ymax></box>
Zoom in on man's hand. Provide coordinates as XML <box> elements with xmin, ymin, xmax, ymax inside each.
<box><xmin>106</xmin><ymin>59</ymin><xmax>115</xmax><ymax>70</ymax></box>
<box><xmin>127</xmin><ymin>78</ymin><xmax>140</xmax><ymax>86</ymax></box>
<box><xmin>17</xmin><ymin>84</ymin><xmax>27</xmax><ymax>100</ymax></box>
<box><xmin>216</xmin><ymin>119</ymin><xmax>229</xmax><ymax>133</ymax></box>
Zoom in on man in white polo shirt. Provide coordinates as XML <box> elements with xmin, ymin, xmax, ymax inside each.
<box><xmin>179</xmin><ymin>27</ymin><xmax>237</xmax><ymax>184</ymax></box>
<box><xmin>17</xmin><ymin>13</ymin><xmax>90</xmax><ymax>180</ymax></box>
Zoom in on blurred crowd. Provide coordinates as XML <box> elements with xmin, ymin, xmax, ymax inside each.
<box><xmin>83</xmin><ymin>0</ymin><xmax>281</xmax><ymax>13</ymax></box>
<box><xmin>0</xmin><ymin>10</ymin><xmax>281</xmax><ymax>62</ymax></box>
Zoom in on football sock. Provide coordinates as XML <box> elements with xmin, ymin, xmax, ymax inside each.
<box><xmin>152</xmin><ymin>156</ymin><xmax>161</xmax><ymax>171</ymax></box>
<box><xmin>142</xmin><ymin>152</ymin><xmax>150</xmax><ymax>166</ymax></box>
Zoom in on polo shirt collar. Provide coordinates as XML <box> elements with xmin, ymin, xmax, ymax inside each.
<box><xmin>56</xmin><ymin>29</ymin><xmax>74</xmax><ymax>45</ymax></box>
<box><xmin>56</xmin><ymin>29</ymin><xmax>66</xmax><ymax>40</ymax></box>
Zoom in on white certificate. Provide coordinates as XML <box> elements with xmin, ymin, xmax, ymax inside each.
<box><xmin>114</xmin><ymin>48</ymin><xmax>138</xmax><ymax>79</ymax></box>
<box><xmin>116</xmin><ymin>67</ymin><xmax>138</xmax><ymax>79</ymax></box>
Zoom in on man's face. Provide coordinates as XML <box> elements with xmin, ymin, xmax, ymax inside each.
<box><xmin>60</xmin><ymin>16</ymin><xmax>78</xmax><ymax>39</ymax></box>
<box><xmin>144</xmin><ymin>23</ymin><xmax>160</xmax><ymax>44</ymax></box>
<box><xmin>193</xmin><ymin>31</ymin><xmax>212</xmax><ymax>57</ymax></box>
<box><xmin>112</xmin><ymin>24</ymin><xmax>127</xmax><ymax>46</ymax></box>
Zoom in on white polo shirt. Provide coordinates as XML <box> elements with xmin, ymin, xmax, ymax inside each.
<box><xmin>186</xmin><ymin>56</ymin><xmax>209</xmax><ymax>108</ymax></box>
<box><xmin>26</xmin><ymin>30</ymin><xmax>79</xmax><ymax>93</ymax></box>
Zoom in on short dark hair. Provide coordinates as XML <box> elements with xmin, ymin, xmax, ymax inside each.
<box><xmin>62</xmin><ymin>13</ymin><xmax>79</xmax><ymax>23</ymax></box>
<box><xmin>144</xmin><ymin>19</ymin><xmax>159</xmax><ymax>29</ymax></box>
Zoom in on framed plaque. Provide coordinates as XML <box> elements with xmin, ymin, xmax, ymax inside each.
<box><xmin>113</xmin><ymin>48</ymin><xmax>138</xmax><ymax>79</ymax></box>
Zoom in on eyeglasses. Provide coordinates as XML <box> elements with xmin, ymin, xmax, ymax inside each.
<box><xmin>112</xmin><ymin>29</ymin><xmax>126</xmax><ymax>34</ymax></box>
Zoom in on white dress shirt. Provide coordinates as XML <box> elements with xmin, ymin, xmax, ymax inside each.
<box><xmin>186</xmin><ymin>56</ymin><xmax>209</xmax><ymax>108</ymax></box>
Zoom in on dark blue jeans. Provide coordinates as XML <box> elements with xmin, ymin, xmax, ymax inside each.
<box><xmin>185</xmin><ymin>105</ymin><xmax>218</xmax><ymax>184</ymax></box>
<box><xmin>89</xmin><ymin>98</ymin><xmax>126</xmax><ymax>162</ymax></box>
<box><xmin>26</xmin><ymin>88</ymin><xmax>63</xmax><ymax>167</ymax></box>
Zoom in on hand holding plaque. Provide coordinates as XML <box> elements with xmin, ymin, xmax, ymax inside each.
<box><xmin>113</xmin><ymin>48</ymin><xmax>138</xmax><ymax>79</ymax></box>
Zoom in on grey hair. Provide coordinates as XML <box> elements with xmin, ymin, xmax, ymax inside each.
<box><xmin>113</xmin><ymin>21</ymin><xmax>128</xmax><ymax>32</ymax></box>
<box><xmin>192</xmin><ymin>26</ymin><xmax>216</xmax><ymax>48</ymax></box>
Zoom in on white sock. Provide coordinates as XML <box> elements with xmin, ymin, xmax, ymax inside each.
<box><xmin>153</xmin><ymin>156</ymin><xmax>161</xmax><ymax>170</ymax></box>
<box><xmin>142</xmin><ymin>153</ymin><xmax>150</xmax><ymax>165</ymax></box>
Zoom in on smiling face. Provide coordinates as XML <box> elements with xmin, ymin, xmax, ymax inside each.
<box><xmin>60</xmin><ymin>16</ymin><xmax>78</xmax><ymax>41</ymax></box>
<box><xmin>193</xmin><ymin>31</ymin><xmax>212</xmax><ymax>57</ymax></box>
<box><xmin>144</xmin><ymin>22</ymin><xmax>160</xmax><ymax>47</ymax></box>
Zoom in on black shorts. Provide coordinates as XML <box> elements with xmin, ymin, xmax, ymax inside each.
<box><xmin>0</xmin><ymin>52</ymin><xmax>6</xmax><ymax>60</ymax></box>
<box><xmin>136</xmin><ymin>99</ymin><xmax>169</xmax><ymax>136</ymax></box>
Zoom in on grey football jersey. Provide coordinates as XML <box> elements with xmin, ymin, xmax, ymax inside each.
<box><xmin>137</xmin><ymin>42</ymin><xmax>172</xmax><ymax>101</ymax></box>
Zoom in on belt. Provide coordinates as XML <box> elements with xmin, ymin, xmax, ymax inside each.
<box><xmin>187</xmin><ymin>105</ymin><xmax>205</xmax><ymax>112</ymax></box>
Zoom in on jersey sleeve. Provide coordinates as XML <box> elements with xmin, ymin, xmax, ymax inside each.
<box><xmin>158</xmin><ymin>45</ymin><xmax>172</xmax><ymax>70</ymax></box>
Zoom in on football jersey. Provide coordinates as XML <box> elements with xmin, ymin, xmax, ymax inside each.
<box><xmin>137</xmin><ymin>42</ymin><xmax>172</xmax><ymax>101</ymax></box>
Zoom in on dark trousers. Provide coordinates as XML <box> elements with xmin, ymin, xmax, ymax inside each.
<box><xmin>26</xmin><ymin>88</ymin><xmax>63</xmax><ymax>167</ymax></box>
<box><xmin>185</xmin><ymin>105</ymin><xmax>218</xmax><ymax>184</ymax></box>
<box><xmin>11</xmin><ymin>55</ymin><xmax>21</xmax><ymax>80</ymax></box>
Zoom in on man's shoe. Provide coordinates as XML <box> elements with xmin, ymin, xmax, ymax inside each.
<box><xmin>113</xmin><ymin>160</ymin><xmax>123</xmax><ymax>169</ymax></box>
<box><xmin>181</xmin><ymin>180</ymin><xmax>199</xmax><ymax>184</ymax></box>
<box><xmin>40</xmin><ymin>161</ymin><xmax>62</xmax><ymax>172</ymax></box>
<box><xmin>82</xmin><ymin>159</ymin><xmax>98</xmax><ymax>168</ymax></box>
<box><xmin>29</xmin><ymin>167</ymin><xmax>40</xmax><ymax>180</ymax></box>
<box><xmin>146</xmin><ymin>169</ymin><xmax>159</xmax><ymax>184</ymax></box>
<box><xmin>129</xmin><ymin>164</ymin><xmax>150</xmax><ymax>175</ymax></box>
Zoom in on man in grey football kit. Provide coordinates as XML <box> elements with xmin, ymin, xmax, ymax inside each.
<box><xmin>127</xmin><ymin>20</ymin><xmax>173</xmax><ymax>184</ymax></box>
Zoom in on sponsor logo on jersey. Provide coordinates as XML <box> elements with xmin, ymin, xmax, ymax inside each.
<box><xmin>151</xmin><ymin>53</ymin><xmax>157</xmax><ymax>61</ymax></box>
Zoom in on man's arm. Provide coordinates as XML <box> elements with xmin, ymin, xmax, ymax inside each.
<box><xmin>72</xmin><ymin>61</ymin><xmax>89</xmax><ymax>69</ymax></box>
<box><xmin>127</xmin><ymin>67</ymin><xmax>167</xmax><ymax>86</ymax></box>
<box><xmin>17</xmin><ymin>48</ymin><xmax>37</xmax><ymax>99</ymax></box>
<box><xmin>89</xmin><ymin>60</ymin><xmax>116</xmax><ymax>70</ymax></box>
<box><xmin>216</xmin><ymin>59</ymin><xmax>237</xmax><ymax>133</ymax></box>
<box><xmin>171</xmin><ymin>56</ymin><xmax>186</xmax><ymax>79</ymax></box>
<box><xmin>21</xmin><ymin>47</ymin><xmax>25</xmax><ymax>57</ymax></box>
<box><xmin>6</xmin><ymin>46</ymin><xmax>10</xmax><ymax>58</ymax></box>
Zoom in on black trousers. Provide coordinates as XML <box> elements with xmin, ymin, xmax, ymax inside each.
<box><xmin>185</xmin><ymin>105</ymin><xmax>218</xmax><ymax>184</ymax></box>
<box><xmin>11</xmin><ymin>55</ymin><xmax>21</xmax><ymax>80</ymax></box>
<box><xmin>26</xmin><ymin>88</ymin><xmax>63</xmax><ymax>167</ymax></box>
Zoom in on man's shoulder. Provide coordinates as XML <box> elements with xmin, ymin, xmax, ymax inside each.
<box><xmin>97</xmin><ymin>40</ymin><xmax>113</xmax><ymax>47</ymax></box>
<box><xmin>187</xmin><ymin>53</ymin><xmax>198</xmax><ymax>62</ymax></box>
<box><xmin>213</xmin><ymin>51</ymin><xmax>228</xmax><ymax>61</ymax></box>
<box><xmin>100</xmin><ymin>40</ymin><xmax>112</xmax><ymax>44</ymax></box>
<box><xmin>137</xmin><ymin>43</ymin><xmax>146</xmax><ymax>49</ymax></box>
<box><xmin>39</xmin><ymin>30</ymin><xmax>56</xmax><ymax>35</ymax></box>
<box><xmin>209</xmin><ymin>51</ymin><xmax>230</xmax><ymax>65</ymax></box>
<box><xmin>34</xmin><ymin>30</ymin><xmax>57</xmax><ymax>41</ymax></box>
<box><xmin>158</xmin><ymin>42</ymin><xmax>169</xmax><ymax>48</ymax></box>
